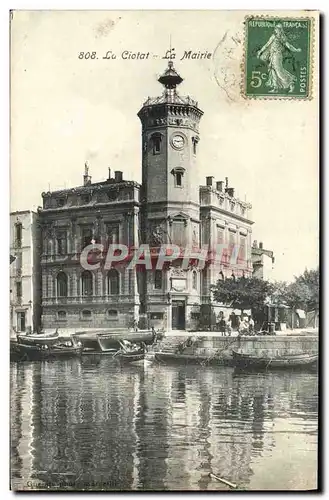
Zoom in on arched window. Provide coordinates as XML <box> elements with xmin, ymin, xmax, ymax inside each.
<box><xmin>108</xmin><ymin>269</ymin><xmax>119</xmax><ymax>295</ymax></box>
<box><xmin>171</xmin><ymin>167</ymin><xmax>185</xmax><ymax>188</ymax></box>
<box><xmin>82</xmin><ymin>310</ymin><xmax>92</xmax><ymax>319</ymax></box>
<box><xmin>192</xmin><ymin>136</ymin><xmax>199</xmax><ymax>155</ymax></box>
<box><xmin>192</xmin><ymin>270</ymin><xmax>198</xmax><ymax>290</ymax></box>
<box><xmin>81</xmin><ymin>270</ymin><xmax>93</xmax><ymax>296</ymax></box>
<box><xmin>57</xmin><ymin>272</ymin><xmax>68</xmax><ymax>297</ymax></box>
<box><xmin>151</xmin><ymin>133</ymin><xmax>162</xmax><ymax>155</ymax></box>
<box><xmin>57</xmin><ymin>310</ymin><xmax>67</xmax><ymax>320</ymax></box>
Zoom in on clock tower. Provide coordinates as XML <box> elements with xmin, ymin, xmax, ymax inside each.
<box><xmin>137</xmin><ymin>62</ymin><xmax>204</xmax><ymax>330</ymax></box>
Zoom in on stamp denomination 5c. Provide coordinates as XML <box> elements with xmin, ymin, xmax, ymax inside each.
<box><xmin>243</xmin><ymin>17</ymin><xmax>313</xmax><ymax>99</ymax></box>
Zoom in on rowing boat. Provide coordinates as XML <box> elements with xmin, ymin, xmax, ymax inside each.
<box><xmin>97</xmin><ymin>330</ymin><xmax>156</xmax><ymax>352</ymax></box>
<box><xmin>17</xmin><ymin>331</ymin><xmax>59</xmax><ymax>346</ymax></box>
<box><xmin>232</xmin><ymin>350</ymin><xmax>318</xmax><ymax>369</ymax></box>
<box><xmin>14</xmin><ymin>342</ymin><xmax>83</xmax><ymax>361</ymax></box>
<box><xmin>116</xmin><ymin>352</ymin><xmax>145</xmax><ymax>363</ymax></box>
<box><xmin>154</xmin><ymin>352</ymin><xmax>225</xmax><ymax>365</ymax></box>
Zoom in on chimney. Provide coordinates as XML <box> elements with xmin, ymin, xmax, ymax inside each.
<box><xmin>206</xmin><ymin>176</ymin><xmax>214</xmax><ymax>187</ymax></box>
<box><xmin>225</xmin><ymin>177</ymin><xmax>229</xmax><ymax>189</ymax></box>
<box><xmin>216</xmin><ymin>181</ymin><xmax>224</xmax><ymax>192</ymax></box>
<box><xmin>108</xmin><ymin>168</ymin><xmax>112</xmax><ymax>180</ymax></box>
<box><xmin>227</xmin><ymin>187</ymin><xmax>235</xmax><ymax>197</ymax></box>
<box><xmin>259</xmin><ymin>241</ymin><xmax>263</xmax><ymax>249</ymax></box>
<box><xmin>83</xmin><ymin>161</ymin><xmax>92</xmax><ymax>186</ymax></box>
<box><xmin>114</xmin><ymin>171</ymin><xmax>123</xmax><ymax>182</ymax></box>
<box><xmin>253</xmin><ymin>240</ymin><xmax>258</xmax><ymax>248</ymax></box>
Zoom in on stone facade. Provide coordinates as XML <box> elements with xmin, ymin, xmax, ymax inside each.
<box><xmin>39</xmin><ymin>170</ymin><xmax>140</xmax><ymax>329</ymax></box>
<box><xmin>39</xmin><ymin>62</ymin><xmax>254</xmax><ymax>331</ymax></box>
<box><xmin>10</xmin><ymin>211</ymin><xmax>41</xmax><ymax>334</ymax></box>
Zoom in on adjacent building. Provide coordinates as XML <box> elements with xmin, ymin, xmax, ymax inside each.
<box><xmin>10</xmin><ymin>211</ymin><xmax>41</xmax><ymax>334</ymax></box>
<box><xmin>251</xmin><ymin>241</ymin><xmax>275</xmax><ymax>281</ymax></box>
<box><xmin>37</xmin><ymin>62</ymin><xmax>254</xmax><ymax>331</ymax></box>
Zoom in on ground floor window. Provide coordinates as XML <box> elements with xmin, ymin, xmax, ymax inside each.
<box><xmin>57</xmin><ymin>310</ymin><xmax>67</xmax><ymax>321</ymax></box>
<box><xmin>81</xmin><ymin>310</ymin><xmax>92</xmax><ymax>320</ymax></box>
<box><xmin>107</xmin><ymin>309</ymin><xmax>118</xmax><ymax>318</ymax></box>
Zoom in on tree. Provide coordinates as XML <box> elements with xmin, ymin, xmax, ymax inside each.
<box><xmin>211</xmin><ymin>276</ymin><xmax>274</xmax><ymax>315</ymax></box>
<box><xmin>283</xmin><ymin>268</ymin><xmax>319</xmax><ymax>312</ymax></box>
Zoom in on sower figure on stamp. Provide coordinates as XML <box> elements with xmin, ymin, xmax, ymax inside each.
<box><xmin>257</xmin><ymin>23</ymin><xmax>301</xmax><ymax>93</ymax></box>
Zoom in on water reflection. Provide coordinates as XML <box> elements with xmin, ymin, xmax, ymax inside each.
<box><xmin>10</xmin><ymin>359</ymin><xmax>318</xmax><ymax>491</ymax></box>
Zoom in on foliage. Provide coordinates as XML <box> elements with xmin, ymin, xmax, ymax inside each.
<box><xmin>282</xmin><ymin>268</ymin><xmax>319</xmax><ymax>312</ymax></box>
<box><xmin>211</xmin><ymin>268</ymin><xmax>319</xmax><ymax>316</ymax></box>
<box><xmin>211</xmin><ymin>276</ymin><xmax>274</xmax><ymax>314</ymax></box>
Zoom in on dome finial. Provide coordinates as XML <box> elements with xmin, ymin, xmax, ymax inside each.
<box><xmin>158</xmin><ymin>61</ymin><xmax>183</xmax><ymax>89</ymax></box>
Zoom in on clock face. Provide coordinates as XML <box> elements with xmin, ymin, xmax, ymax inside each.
<box><xmin>171</xmin><ymin>134</ymin><xmax>185</xmax><ymax>150</ymax></box>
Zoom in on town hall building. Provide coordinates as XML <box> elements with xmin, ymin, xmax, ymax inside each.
<box><xmin>39</xmin><ymin>62</ymin><xmax>254</xmax><ymax>332</ymax></box>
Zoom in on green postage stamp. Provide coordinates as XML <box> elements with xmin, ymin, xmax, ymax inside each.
<box><xmin>243</xmin><ymin>17</ymin><xmax>313</xmax><ymax>98</ymax></box>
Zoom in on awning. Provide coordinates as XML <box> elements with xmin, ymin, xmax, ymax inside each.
<box><xmin>296</xmin><ymin>309</ymin><xmax>306</xmax><ymax>318</ymax></box>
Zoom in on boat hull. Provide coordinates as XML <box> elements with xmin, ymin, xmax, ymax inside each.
<box><xmin>154</xmin><ymin>352</ymin><xmax>225</xmax><ymax>365</ymax></box>
<box><xmin>17</xmin><ymin>332</ymin><xmax>59</xmax><ymax>346</ymax></box>
<box><xmin>14</xmin><ymin>343</ymin><xmax>82</xmax><ymax>361</ymax></box>
<box><xmin>117</xmin><ymin>352</ymin><xmax>145</xmax><ymax>364</ymax></box>
<box><xmin>232</xmin><ymin>350</ymin><xmax>318</xmax><ymax>369</ymax></box>
<box><xmin>97</xmin><ymin>331</ymin><xmax>156</xmax><ymax>351</ymax></box>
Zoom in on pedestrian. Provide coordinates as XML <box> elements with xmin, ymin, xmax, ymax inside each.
<box><xmin>219</xmin><ymin>317</ymin><xmax>226</xmax><ymax>336</ymax></box>
<box><xmin>227</xmin><ymin>318</ymin><xmax>232</xmax><ymax>336</ymax></box>
<box><xmin>240</xmin><ymin>317</ymin><xmax>249</xmax><ymax>335</ymax></box>
<box><xmin>249</xmin><ymin>316</ymin><xmax>255</xmax><ymax>335</ymax></box>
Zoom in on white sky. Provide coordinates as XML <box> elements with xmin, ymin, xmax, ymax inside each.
<box><xmin>10</xmin><ymin>10</ymin><xmax>319</xmax><ymax>282</ymax></box>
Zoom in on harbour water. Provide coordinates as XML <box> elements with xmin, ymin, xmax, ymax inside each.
<box><xmin>10</xmin><ymin>357</ymin><xmax>318</xmax><ymax>491</ymax></box>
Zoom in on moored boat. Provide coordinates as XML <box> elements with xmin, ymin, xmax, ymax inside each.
<box><xmin>232</xmin><ymin>350</ymin><xmax>318</xmax><ymax>369</ymax></box>
<box><xmin>12</xmin><ymin>335</ymin><xmax>83</xmax><ymax>361</ymax></box>
<box><xmin>14</xmin><ymin>341</ymin><xmax>83</xmax><ymax>361</ymax></box>
<box><xmin>113</xmin><ymin>339</ymin><xmax>153</xmax><ymax>365</ymax></box>
<box><xmin>154</xmin><ymin>352</ymin><xmax>225</xmax><ymax>365</ymax></box>
<box><xmin>116</xmin><ymin>352</ymin><xmax>146</xmax><ymax>364</ymax></box>
<box><xmin>17</xmin><ymin>331</ymin><xmax>60</xmax><ymax>346</ymax></box>
<box><xmin>97</xmin><ymin>329</ymin><xmax>157</xmax><ymax>352</ymax></box>
<box><xmin>72</xmin><ymin>333</ymin><xmax>103</xmax><ymax>353</ymax></box>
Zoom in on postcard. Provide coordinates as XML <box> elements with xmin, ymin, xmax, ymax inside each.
<box><xmin>10</xmin><ymin>10</ymin><xmax>319</xmax><ymax>492</ymax></box>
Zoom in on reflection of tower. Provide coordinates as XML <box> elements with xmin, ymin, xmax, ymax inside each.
<box><xmin>196</xmin><ymin>373</ymin><xmax>213</xmax><ymax>490</ymax></box>
<box><xmin>134</xmin><ymin>365</ymin><xmax>171</xmax><ymax>490</ymax></box>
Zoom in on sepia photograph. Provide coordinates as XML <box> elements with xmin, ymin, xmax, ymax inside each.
<box><xmin>9</xmin><ymin>10</ymin><xmax>319</xmax><ymax>491</ymax></box>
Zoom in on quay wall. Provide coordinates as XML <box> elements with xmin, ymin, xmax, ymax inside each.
<box><xmin>156</xmin><ymin>335</ymin><xmax>318</xmax><ymax>362</ymax></box>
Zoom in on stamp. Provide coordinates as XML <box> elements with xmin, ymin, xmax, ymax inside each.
<box><xmin>243</xmin><ymin>17</ymin><xmax>313</xmax><ymax>99</ymax></box>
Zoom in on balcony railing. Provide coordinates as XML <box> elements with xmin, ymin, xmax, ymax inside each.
<box><xmin>42</xmin><ymin>295</ymin><xmax>135</xmax><ymax>306</ymax></box>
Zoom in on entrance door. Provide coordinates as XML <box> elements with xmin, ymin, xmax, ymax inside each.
<box><xmin>17</xmin><ymin>311</ymin><xmax>26</xmax><ymax>332</ymax></box>
<box><xmin>172</xmin><ymin>301</ymin><xmax>186</xmax><ymax>330</ymax></box>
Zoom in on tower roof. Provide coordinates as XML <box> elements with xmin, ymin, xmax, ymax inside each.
<box><xmin>158</xmin><ymin>61</ymin><xmax>183</xmax><ymax>89</ymax></box>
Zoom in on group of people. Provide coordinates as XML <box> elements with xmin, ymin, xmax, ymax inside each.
<box><xmin>216</xmin><ymin>312</ymin><xmax>255</xmax><ymax>336</ymax></box>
